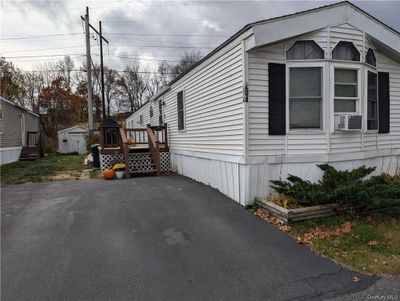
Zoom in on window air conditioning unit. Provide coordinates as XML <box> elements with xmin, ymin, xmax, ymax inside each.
<box><xmin>335</xmin><ymin>115</ymin><xmax>362</xmax><ymax>131</ymax></box>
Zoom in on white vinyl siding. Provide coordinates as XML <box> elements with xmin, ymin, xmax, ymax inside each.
<box><xmin>248</xmin><ymin>44</ymin><xmax>286</xmax><ymax>155</ymax></box>
<box><xmin>247</xmin><ymin>23</ymin><xmax>400</xmax><ymax>156</ymax></box>
<box><xmin>164</xmin><ymin>43</ymin><xmax>244</xmax><ymax>155</ymax></box>
<box><xmin>376</xmin><ymin>54</ymin><xmax>400</xmax><ymax>150</ymax></box>
<box><xmin>330</xmin><ymin>23</ymin><xmax>364</xmax><ymax>59</ymax></box>
<box><xmin>125</xmin><ymin>99</ymin><xmax>161</xmax><ymax>128</ymax></box>
<box><xmin>125</xmin><ymin>101</ymin><xmax>151</xmax><ymax>128</ymax></box>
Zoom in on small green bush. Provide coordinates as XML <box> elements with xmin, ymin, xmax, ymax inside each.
<box><xmin>270</xmin><ymin>164</ymin><xmax>400</xmax><ymax>213</ymax></box>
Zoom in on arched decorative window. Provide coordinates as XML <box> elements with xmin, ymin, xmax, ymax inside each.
<box><xmin>332</xmin><ymin>41</ymin><xmax>360</xmax><ymax>61</ymax></box>
<box><xmin>286</xmin><ymin>40</ymin><xmax>324</xmax><ymax>60</ymax></box>
<box><xmin>366</xmin><ymin>48</ymin><xmax>376</xmax><ymax>66</ymax></box>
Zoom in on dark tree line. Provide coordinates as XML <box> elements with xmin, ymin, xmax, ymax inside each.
<box><xmin>0</xmin><ymin>51</ymin><xmax>200</xmax><ymax>138</ymax></box>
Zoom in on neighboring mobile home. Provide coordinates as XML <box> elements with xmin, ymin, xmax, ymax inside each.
<box><xmin>0</xmin><ymin>96</ymin><xmax>41</xmax><ymax>164</ymax></box>
<box><xmin>126</xmin><ymin>1</ymin><xmax>400</xmax><ymax>205</ymax></box>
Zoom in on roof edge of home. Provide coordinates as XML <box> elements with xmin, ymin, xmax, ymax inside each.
<box><xmin>152</xmin><ymin>0</ymin><xmax>399</xmax><ymax>100</ymax></box>
<box><xmin>0</xmin><ymin>96</ymin><xmax>39</xmax><ymax>117</ymax></box>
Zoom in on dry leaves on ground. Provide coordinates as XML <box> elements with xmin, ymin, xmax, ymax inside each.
<box><xmin>252</xmin><ymin>208</ymin><xmax>291</xmax><ymax>233</ymax></box>
<box><xmin>252</xmin><ymin>208</ymin><xmax>361</xmax><ymax>247</ymax></box>
<box><xmin>293</xmin><ymin>222</ymin><xmax>355</xmax><ymax>245</ymax></box>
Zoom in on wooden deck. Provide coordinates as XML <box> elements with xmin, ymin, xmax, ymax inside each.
<box><xmin>19</xmin><ymin>132</ymin><xmax>45</xmax><ymax>161</ymax></box>
<box><xmin>99</xmin><ymin>122</ymin><xmax>169</xmax><ymax>177</ymax></box>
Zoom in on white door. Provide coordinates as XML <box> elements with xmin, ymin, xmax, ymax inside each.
<box><xmin>20</xmin><ymin>114</ymin><xmax>26</xmax><ymax>146</ymax></box>
<box><xmin>70</xmin><ymin>133</ymin><xmax>87</xmax><ymax>154</ymax></box>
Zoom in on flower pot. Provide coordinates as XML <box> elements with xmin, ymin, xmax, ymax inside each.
<box><xmin>115</xmin><ymin>171</ymin><xmax>125</xmax><ymax>179</ymax></box>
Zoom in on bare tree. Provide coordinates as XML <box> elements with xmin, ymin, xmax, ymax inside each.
<box><xmin>170</xmin><ymin>51</ymin><xmax>202</xmax><ymax>78</ymax></box>
<box><xmin>118</xmin><ymin>61</ymin><xmax>147</xmax><ymax>112</ymax></box>
<box><xmin>103</xmin><ymin>67</ymin><xmax>121</xmax><ymax>115</ymax></box>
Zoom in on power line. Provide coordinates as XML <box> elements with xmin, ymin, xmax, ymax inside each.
<box><xmin>1</xmin><ymin>33</ymin><xmax>229</xmax><ymax>40</ymax></box>
<box><xmin>6</xmin><ymin>55</ymin><xmax>182</xmax><ymax>63</ymax></box>
<box><xmin>0</xmin><ymin>45</ymin><xmax>88</xmax><ymax>54</ymax></box>
<box><xmin>109</xmin><ymin>43</ymin><xmax>214</xmax><ymax>49</ymax></box>
<box><xmin>1</xmin><ymin>33</ymin><xmax>84</xmax><ymax>40</ymax></box>
<box><xmin>3</xmin><ymin>54</ymin><xmax>84</xmax><ymax>59</ymax></box>
<box><xmin>101</xmin><ymin>55</ymin><xmax>180</xmax><ymax>63</ymax></box>
<box><xmin>21</xmin><ymin>69</ymin><xmax>181</xmax><ymax>75</ymax></box>
<box><xmin>106</xmin><ymin>33</ymin><xmax>229</xmax><ymax>37</ymax></box>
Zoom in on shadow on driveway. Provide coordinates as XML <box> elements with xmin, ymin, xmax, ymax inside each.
<box><xmin>1</xmin><ymin>175</ymin><xmax>377</xmax><ymax>300</ymax></box>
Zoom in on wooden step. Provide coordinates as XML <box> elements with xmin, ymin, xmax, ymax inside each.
<box><xmin>19</xmin><ymin>147</ymin><xmax>38</xmax><ymax>161</ymax></box>
<box><xmin>130</xmin><ymin>170</ymin><xmax>157</xmax><ymax>174</ymax></box>
<box><xmin>131</xmin><ymin>163</ymin><xmax>156</xmax><ymax>168</ymax></box>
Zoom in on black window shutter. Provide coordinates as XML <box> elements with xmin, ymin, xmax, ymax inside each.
<box><xmin>378</xmin><ymin>72</ymin><xmax>390</xmax><ymax>133</ymax></box>
<box><xmin>177</xmin><ymin>91</ymin><xmax>184</xmax><ymax>130</ymax></box>
<box><xmin>268</xmin><ymin>63</ymin><xmax>286</xmax><ymax>135</ymax></box>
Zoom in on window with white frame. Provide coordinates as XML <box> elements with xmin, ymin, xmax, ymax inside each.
<box><xmin>334</xmin><ymin>68</ymin><xmax>358</xmax><ymax>113</ymax></box>
<box><xmin>332</xmin><ymin>41</ymin><xmax>360</xmax><ymax>61</ymax></box>
<box><xmin>366</xmin><ymin>48</ymin><xmax>376</xmax><ymax>67</ymax></box>
<box><xmin>286</xmin><ymin>40</ymin><xmax>324</xmax><ymax>60</ymax></box>
<box><xmin>367</xmin><ymin>71</ymin><xmax>378</xmax><ymax>130</ymax></box>
<box><xmin>289</xmin><ymin>67</ymin><xmax>322</xmax><ymax>129</ymax></box>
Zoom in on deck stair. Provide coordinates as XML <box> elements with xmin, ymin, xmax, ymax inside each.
<box><xmin>19</xmin><ymin>132</ymin><xmax>45</xmax><ymax>161</ymax></box>
<box><xmin>98</xmin><ymin>119</ymin><xmax>169</xmax><ymax>177</ymax></box>
<box><xmin>19</xmin><ymin>147</ymin><xmax>38</xmax><ymax>161</ymax></box>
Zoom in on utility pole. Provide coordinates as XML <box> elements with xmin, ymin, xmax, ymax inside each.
<box><xmin>81</xmin><ymin>8</ymin><xmax>109</xmax><ymax>121</ymax></box>
<box><xmin>99</xmin><ymin>21</ymin><xmax>107</xmax><ymax>117</ymax></box>
<box><xmin>84</xmin><ymin>6</ymin><xmax>93</xmax><ymax>130</ymax></box>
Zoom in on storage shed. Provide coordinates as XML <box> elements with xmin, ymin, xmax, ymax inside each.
<box><xmin>58</xmin><ymin>125</ymin><xmax>88</xmax><ymax>154</ymax></box>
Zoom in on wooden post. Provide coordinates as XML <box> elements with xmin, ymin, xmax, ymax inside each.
<box><xmin>163</xmin><ymin>123</ymin><xmax>168</xmax><ymax>149</ymax></box>
<box><xmin>119</xmin><ymin>127</ymin><xmax>130</xmax><ymax>178</ymax></box>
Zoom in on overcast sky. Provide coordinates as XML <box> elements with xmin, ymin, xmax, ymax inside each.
<box><xmin>1</xmin><ymin>0</ymin><xmax>399</xmax><ymax>72</ymax></box>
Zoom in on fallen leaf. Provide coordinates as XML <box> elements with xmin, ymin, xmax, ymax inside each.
<box><xmin>341</xmin><ymin>222</ymin><xmax>352</xmax><ymax>233</ymax></box>
<box><xmin>352</xmin><ymin>276</ymin><xmax>360</xmax><ymax>283</ymax></box>
<box><xmin>368</xmin><ymin>240</ymin><xmax>380</xmax><ymax>246</ymax></box>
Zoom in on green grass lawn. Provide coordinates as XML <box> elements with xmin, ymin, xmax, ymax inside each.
<box><xmin>289</xmin><ymin>210</ymin><xmax>400</xmax><ymax>275</ymax></box>
<box><xmin>1</xmin><ymin>154</ymin><xmax>87</xmax><ymax>185</ymax></box>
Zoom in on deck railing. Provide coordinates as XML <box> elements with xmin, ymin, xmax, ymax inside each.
<box><xmin>26</xmin><ymin>131</ymin><xmax>45</xmax><ymax>158</ymax></box>
<box><xmin>119</xmin><ymin>127</ymin><xmax>130</xmax><ymax>178</ymax></box>
<box><xmin>99</xmin><ymin>122</ymin><xmax>168</xmax><ymax>176</ymax></box>
<box><xmin>125</xmin><ymin>123</ymin><xmax>168</xmax><ymax>149</ymax></box>
<box><xmin>150</xmin><ymin>123</ymin><xmax>168</xmax><ymax>147</ymax></box>
<box><xmin>125</xmin><ymin>128</ymin><xmax>148</xmax><ymax>144</ymax></box>
<box><xmin>27</xmin><ymin>131</ymin><xmax>39</xmax><ymax>147</ymax></box>
<box><xmin>146</xmin><ymin>127</ymin><xmax>160</xmax><ymax>176</ymax></box>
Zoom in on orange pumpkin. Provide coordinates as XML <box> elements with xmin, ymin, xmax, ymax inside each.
<box><xmin>103</xmin><ymin>168</ymin><xmax>115</xmax><ymax>180</ymax></box>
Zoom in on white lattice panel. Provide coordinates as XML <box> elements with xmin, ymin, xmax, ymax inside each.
<box><xmin>129</xmin><ymin>153</ymin><xmax>154</xmax><ymax>173</ymax></box>
<box><xmin>161</xmin><ymin>152</ymin><xmax>170</xmax><ymax>172</ymax></box>
<box><xmin>100</xmin><ymin>153</ymin><xmax>124</xmax><ymax>171</ymax></box>
<box><xmin>100</xmin><ymin>151</ymin><xmax>171</xmax><ymax>173</ymax></box>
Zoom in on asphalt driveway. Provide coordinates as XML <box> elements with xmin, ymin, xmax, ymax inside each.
<box><xmin>1</xmin><ymin>175</ymin><xmax>377</xmax><ymax>301</ymax></box>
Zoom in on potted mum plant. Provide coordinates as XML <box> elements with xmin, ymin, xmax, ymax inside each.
<box><xmin>113</xmin><ymin>163</ymin><xmax>126</xmax><ymax>179</ymax></box>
